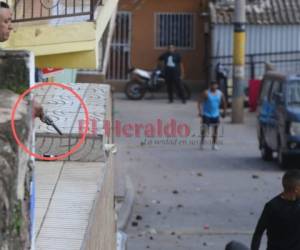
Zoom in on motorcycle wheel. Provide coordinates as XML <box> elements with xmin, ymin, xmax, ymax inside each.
<box><xmin>125</xmin><ymin>81</ymin><xmax>146</xmax><ymax>100</ymax></box>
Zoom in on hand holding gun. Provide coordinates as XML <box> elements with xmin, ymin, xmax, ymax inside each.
<box><xmin>41</xmin><ymin>115</ymin><xmax>63</xmax><ymax>136</ymax></box>
<box><xmin>31</xmin><ymin>101</ymin><xmax>63</xmax><ymax>136</ymax></box>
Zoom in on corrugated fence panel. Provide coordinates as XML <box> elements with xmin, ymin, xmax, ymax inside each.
<box><xmin>213</xmin><ymin>25</ymin><xmax>300</xmax><ymax>57</ymax></box>
<box><xmin>212</xmin><ymin>24</ymin><xmax>300</xmax><ymax>80</ymax></box>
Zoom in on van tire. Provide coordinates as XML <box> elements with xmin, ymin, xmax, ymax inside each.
<box><xmin>278</xmin><ymin>145</ymin><xmax>289</xmax><ymax>169</ymax></box>
<box><xmin>260</xmin><ymin>136</ymin><xmax>273</xmax><ymax>161</ymax></box>
<box><xmin>261</xmin><ymin>144</ymin><xmax>273</xmax><ymax>161</ymax></box>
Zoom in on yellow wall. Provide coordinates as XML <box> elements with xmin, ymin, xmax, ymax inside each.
<box><xmin>36</xmin><ymin>51</ymin><xmax>96</xmax><ymax>68</ymax></box>
<box><xmin>4</xmin><ymin>0</ymin><xmax>119</xmax><ymax>69</ymax></box>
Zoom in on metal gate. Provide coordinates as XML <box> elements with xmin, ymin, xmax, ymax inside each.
<box><xmin>107</xmin><ymin>12</ymin><xmax>132</xmax><ymax>80</ymax></box>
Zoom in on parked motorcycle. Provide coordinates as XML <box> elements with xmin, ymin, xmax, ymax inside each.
<box><xmin>125</xmin><ymin>68</ymin><xmax>191</xmax><ymax>100</ymax></box>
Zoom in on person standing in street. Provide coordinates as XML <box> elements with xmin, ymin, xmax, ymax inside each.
<box><xmin>251</xmin><ymin>170</ymin><xmax>300</xmax><ymax>250</ymax></box>
<box><xmin>0</xmin><ymin>1</ymin><xmax>44</xmax><ymax>119</ymax></box>
<box><xmin>158</xmin><ymin>44</ymin><xmax>186</xmax><ymax>104</ymax></box>
<box><xmin>197</xmin><ymin>81</ymin><xmax>227</xmax><ymax>150</ymax></box>
<box><xmin>215</xmin><ymin>62</ymin><xmax>229</xmax><ymax>102</ymax></box>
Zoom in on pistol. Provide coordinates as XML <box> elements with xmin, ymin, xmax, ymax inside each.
<box><xmin>41</xmin><ymin>115</ymin><xmax>63</xmax><ymax>136</ymax></box>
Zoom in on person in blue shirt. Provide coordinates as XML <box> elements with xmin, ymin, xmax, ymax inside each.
<box><xmin>197</xmin><ymin>81</ymin><xmax>227</xmax><ymax>150</ymax></box>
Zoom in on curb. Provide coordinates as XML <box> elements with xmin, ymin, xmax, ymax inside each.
<box><xmin>117</xmin><ymin>175</ymin><xmax>135</xmax><ymax>230</ymax></box>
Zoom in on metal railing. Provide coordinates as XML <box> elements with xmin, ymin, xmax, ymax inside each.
<box><xmin>211</xmin><ymin>51</ymin><xmax>300</xmax><ymax>81</ymax></box>
<box><xmin>6</xmin><ymin>0</ymin><xmax>103</xmax><ymax>22</ymax></box>
<box><xmin>210</xmin><ymin>51</ymin><xmax>300</xmax><ymax>99</ymax></box>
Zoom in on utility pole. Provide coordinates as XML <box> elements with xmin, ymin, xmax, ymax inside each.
<box><xmin>232</xmin><ymin>0</ymin><xmax>246</xmax><ymax>123</ymax></box>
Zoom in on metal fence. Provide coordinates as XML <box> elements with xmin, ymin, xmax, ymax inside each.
<box><xmin>210</xmin><ymin>51</ymin><xmax>300</xmax><ymax>99</ymax></box>
<box><xmin>106</xmin><ymin>12</ymin><xmax>132</xmax><ymax>80</ymax></box>
<box><xmin>211</xmin><ymin>51</ymin><xmax>300</xmax><ymax>81</ymax></box>
<box><xmin>5</xmin><ymin>0</ymin><xmax>103</xmax><ymax>22</ymax></box>
<box><xmin>155</xmin><ymin>13</ymin><xmax>195</xmax><ymax>49</ymax></box>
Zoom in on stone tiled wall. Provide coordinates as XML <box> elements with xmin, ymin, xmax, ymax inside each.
<box><xmin>0</xmin><ymin>90</ymin><xmax>32</xmax><ymax>250</ymax></box>
<box><xmin>0</xmin><ymin>51</ymin><xmax>31</xmax><ymax>94</ymax></box>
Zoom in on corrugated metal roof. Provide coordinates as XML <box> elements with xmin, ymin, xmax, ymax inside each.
<box><xmin>210</xmin><ymin>0</ymin><xmax>300</xmax><ymax>24</ymax></box>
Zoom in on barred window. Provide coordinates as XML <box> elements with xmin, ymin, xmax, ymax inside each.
<box><xmin>155</xmin><ymin>13</ymin><xmax>195</xmax><ymax>49</ymax></box>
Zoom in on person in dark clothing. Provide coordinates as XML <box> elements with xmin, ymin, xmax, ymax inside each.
<box><xmin>158</xmin><ymin>44</ymin><xmax>186</xmax><ymax>104</ymax></box>
<box><xmin>251</xmin><ymin>170</ymin><xmax>300</xmax><ymax>250</ymax></box>
<box><xmin>225</xmin><ymin>241</ymin><xmax>249</xmax><ymax>250</ymax></box>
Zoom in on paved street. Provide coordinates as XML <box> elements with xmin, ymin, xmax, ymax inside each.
<box><xmin>114</xmin><ymin>94</ymin><xmax>285</xmax><ymax>250</ymax></box>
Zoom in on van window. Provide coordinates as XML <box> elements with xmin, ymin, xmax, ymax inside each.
<box><xmin>270</xmin><ymin>80</ymin><xmax>282</xmax><ymax>102</ymax></box>
<box><xmin>259</xmin><ymin>79</ymin><xmax>272</xmax><ymax>103</ymax></box>
<box><xmin>287</xmin><ymin>80</ymin><xmax>300</xmax><ymax>106</ymax></box>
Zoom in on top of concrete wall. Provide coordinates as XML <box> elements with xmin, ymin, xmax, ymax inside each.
<box><xmin>34</xmin><ymin>83</ymin><xmax>112</xmax><ymax>162</ymax></box>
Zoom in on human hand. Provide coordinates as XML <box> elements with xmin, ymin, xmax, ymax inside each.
<box><xmin>33</xmin><ymin>102</ymin><xmax>44</xmax><ymax>120</ymax></box>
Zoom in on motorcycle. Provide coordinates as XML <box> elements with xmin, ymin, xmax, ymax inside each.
<box><xmin>125</xmin><ymin>68</ymin><xmax>191</xmax><ymax>100</ymax></box>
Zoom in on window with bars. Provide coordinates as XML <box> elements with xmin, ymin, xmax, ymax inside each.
<box><xmin>155</xmin><ymin>13</ymin><xmax>195</xmax><ymax>49</ymax></box>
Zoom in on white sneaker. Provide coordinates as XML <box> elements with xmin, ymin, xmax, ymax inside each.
<box><xmin>212</xmin><ymin>144</ymin><xmax>219</xmax><ymax>151</ymax></box>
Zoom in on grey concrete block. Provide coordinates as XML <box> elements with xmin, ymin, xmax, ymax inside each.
<box><xmin>35</xmin><ymin>83</ymin><xmax>111</xmax><ymax>162</ymax></box>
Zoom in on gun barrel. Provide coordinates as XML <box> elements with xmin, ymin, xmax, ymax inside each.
<box><xmin>52</xmin><ymin>123</ymin><xmax>63</xmax><ymax>135</ymax></box>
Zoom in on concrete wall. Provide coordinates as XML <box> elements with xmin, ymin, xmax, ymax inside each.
<box><xmin>118</xmin><ymin>0</ymin><xmax>208</xmax><ymax>83</ymax></box>
<box><xmin>82</xmin><ymin>156</ymin><xmax>116</xmax><ymax>250</ymax></box>
<box><xmin>81</xmin><ymin>87</ymin><xmax>116</xmax><ymax>250</ymax></box>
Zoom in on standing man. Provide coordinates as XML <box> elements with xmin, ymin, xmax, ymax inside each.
<box><xmin>216</xmin><ymin>62</ymin><xmax>229</xmax><ymax>102</ymax></box>
<box><xmin>197</xmin><ymin>81</ymin><xmax>227</xmax><ymax>150</ymax></box>
<box><xmin>0</xmin><ymin>1</ymin><xmax>44</xmax><ymax>119</ymax></box>
<box><xmin>251</xmin><ymin>170</ymin><xmax>300</xmax><ymax>250</ymax></box>
<box><xmin>0</xmin><ymin>1</ymin><xmax>13</xmax><ymax>42</ymax></box>
<box><xmin>158</xmin><ymin>44</ymin><xmax>186</xmax><ymax>104</ymax></box>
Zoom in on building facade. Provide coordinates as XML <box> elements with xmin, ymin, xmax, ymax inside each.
<box><xmin>105</xmin><ymin>0</ymin><xmax>210</xmax><ymax>89</ymax></box>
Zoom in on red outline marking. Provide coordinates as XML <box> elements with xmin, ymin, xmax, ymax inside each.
<box><xmin>10</xmin><ymin>82</ymin><xmax>89</xmax><ymax>161</ymax></box>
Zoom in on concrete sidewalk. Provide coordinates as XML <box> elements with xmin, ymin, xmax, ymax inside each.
<box><xmin>35</xmin><ymin>161</ymin><xmax>106</xmax><ymax>250</ymax></box>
